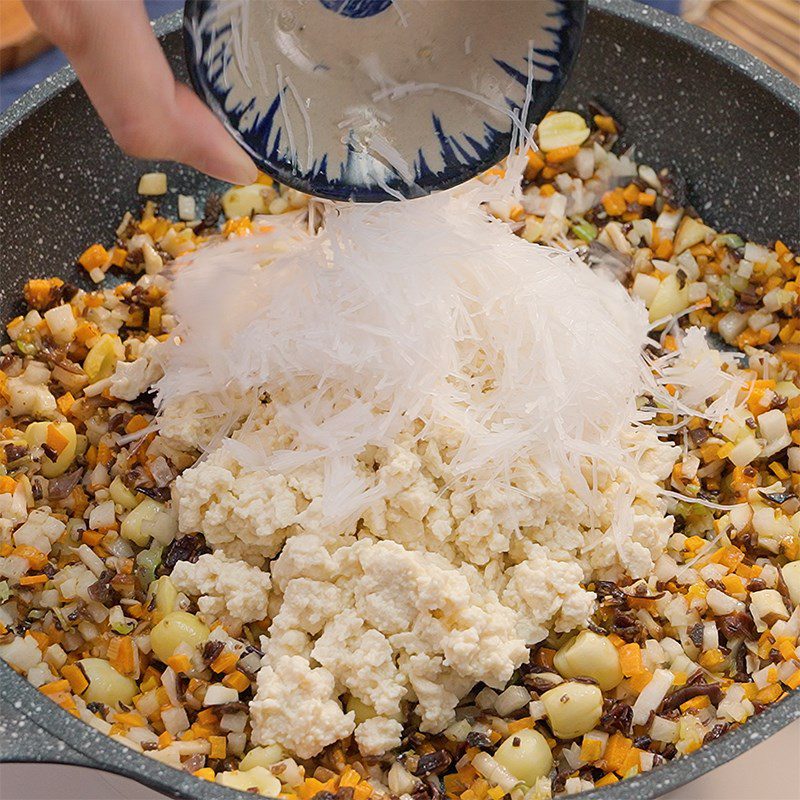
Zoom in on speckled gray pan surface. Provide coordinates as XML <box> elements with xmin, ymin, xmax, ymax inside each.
<box><xmin>0</xmin><ymin>2</ymin><xmax>798</xmax><ymax>799</ymax></box>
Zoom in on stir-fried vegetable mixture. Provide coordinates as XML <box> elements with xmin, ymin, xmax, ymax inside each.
<box><xmin>1</xmin><ymin>109</ymin><xmax>798</xmax><ymax>799</ymax></box>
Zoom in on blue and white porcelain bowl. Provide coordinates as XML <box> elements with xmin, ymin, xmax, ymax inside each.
<box><xmin>184</xmin><ymin>0</ymin><xmax>586</xmax><ymax>201</ymax></box>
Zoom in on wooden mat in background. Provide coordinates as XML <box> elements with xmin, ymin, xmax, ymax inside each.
<box><xmin>699</xmin><ymin>0</ymin><xmax>800</xmax><ymax>81</ymax></box>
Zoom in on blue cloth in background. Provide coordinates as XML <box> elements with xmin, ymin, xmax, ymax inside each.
<box><xmin>0</xmin><ymin>0</ymin><xmax>182</xmax><ymax>112</ymax></box>
<box><xmin>0</xmin><ymin>0</ymin><xmax>683</xmax><ymax>114</ymax></box>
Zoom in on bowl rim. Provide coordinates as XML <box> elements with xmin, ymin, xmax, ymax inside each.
<box><xmin>0</xmin><ymin>3</ymin><xmax>798</xmax><ymax>800</ymax></box>
<box><xmin>180</xmin><ymin>0</ymin><xmax>588</xmax><ymax>201</ymax></box>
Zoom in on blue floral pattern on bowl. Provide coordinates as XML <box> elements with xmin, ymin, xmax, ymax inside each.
<box><xmin>184</xmin><ymin>0</ymin><xmax>586</xmax><ymax>201</ymax></box>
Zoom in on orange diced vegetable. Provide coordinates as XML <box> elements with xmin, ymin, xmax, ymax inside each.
<box><xmin>221</xmin><ymin>670</ymin><xmax>250</xmax><ymax>692</ymax></box>
<box><xmin>618</xmin><ymin>643</ymin><xmax>643</xmax><ymax>677</ymax></box>
<box><xmin>209</xmin><ymin>735</ymin><xmax>227</xmax><ymax>759</ymax></box>
<box><xmin>40</xmin><ymin>679</ymin><xmax>71</xmax><ymax>696</ymax></box>
<box><xmin>78</xmin><ymin>244</ymin><xmax>109</xmax><ymax>272</ymax></box>
<box><xmin>166</xmin><ymin>654</ymin><xmax>192</xmax><ymax>674</ymax></box>
<box><xmin>602</xmin><ymin>188</ymin><xmax>626</xmax><ymax>216</ymax></box>
<box><xmin>124</xmin><ymin>414</ymin><xmax>150</xmax><ymax>434</ymax></box>
<box><xmin>19</xmin><ymin>574</ymin><xmax>49</xmax><ymax>586</ymax></box>
<box><xmin>62</xmin><ymin>664</ymin><xmax>89</xmax><ymax>694</ymax></box>
<box><xmin>46</xmin><ymin>424</ymin><xmax>70</xmax><ymax>455</ymax></box>
<box><xmin>603</xmin><ymin>732</ymin><xmax>633</xmax><ymax>773</ymax></box>
<box><xmin>210</xmin><ymin>650</ymin><xmax>238</xmax><ymax>674</ymax></box>
<box><xmin>110</xmin><ymin>247</ymin><xmax>128</xmax><ymax>267</ymax></box>
<box><xmin>628</xmin><ymin>668</ymin><xmax>654</xmax><ymax>694</ymax></box>
<box><xmin>593</xmin><ymin>114</ymin><xmax>617</xmax><ymax>134</ymax></box>
<box><xmin>340</xmin><ymin>767</ymin><xmax>361</xmax><ymax>788</ymax></box>
<box><xmin>545</xmin><ymin>144</ymin><xmax>580</xmax><ymax>164</ymax></box>
<box><xmin>12</xmin><ymin>545</ymin><xmax>48</xmax><ymax>571</ymax></box>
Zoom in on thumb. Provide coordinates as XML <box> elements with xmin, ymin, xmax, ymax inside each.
<box><xmin>24</xmin><ymin>0</ymin><xmax>258</xmax><ymax>184</ymax></box>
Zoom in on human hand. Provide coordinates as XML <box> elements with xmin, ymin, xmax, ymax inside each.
<box><xmin>24</xmin><ymin>0</ymin><xmax>258</xmax><ymax>184</ymax></box>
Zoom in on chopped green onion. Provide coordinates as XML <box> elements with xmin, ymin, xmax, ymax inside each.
<box><xmin>15</xmin><ymin>340</ymin><xmax>36</xmax><ymax>356</ymax></box>
<box><xmin>135</xmin><ymin>543</ymin><xmax>163</xmax><ymax>588</ymax></box>
<box><xmin>571</xmin><ymin>218</ymin><xmax>598</xmax><ymax>243</ymax></box>
<box><xmin>0</xmin><ymin>581</ymin><xmax>9</xmax><ymax>603</ymax></box>
<box><xmin>111</xmin><ymin>620</ymin><xmax>135</xmax><ymax>635</ymax></box>
<box><xmin>715</xmin><ymin>233</ymin><xmax>744</xmax><ymax>250</ymax></box>
<box><xmin>716</xmin><ymin>283</ymin><xmax>736</xmax><ymax>311</ymax></box>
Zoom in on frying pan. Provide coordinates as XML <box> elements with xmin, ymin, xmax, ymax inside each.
<box><xmin>1</xmin><ymin>2</ymin><xmax>798</xmax><ymax>799</ymax></box>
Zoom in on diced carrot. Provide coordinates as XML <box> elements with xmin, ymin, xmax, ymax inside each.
<box><xmin>595</xmin><ymin>773</ymin><xmax>619</xmax><ymax>787</ymax></box>
<box><xmin>593</xmin><ymin>114</ymin><xmax>617</xmax><ymax>134</ymax></box>
<box><xmin>622</xmin><ymin>183</ymin><xmax>640</xmax><ymax>204</ymax></box>
<box><xmin>109</xmin><ymin>636</ymin><xmax>135</xmax><ymax>675</ymax></box>
<box><xmin>546</xmin><ymin>144</ymin><xmax>580</xmax><ymax>164</ymax></box>
<box><xmin>97</xmin><ymin>441</ymin><xmax>113</xmax><ymax>468</ymax></box>
<box><xmin>13</xmin><ymin>545</ymin><xmax>47</xmax><ymax>571</ymax></box>
<box><xmin>785</xmin><ymin>670</ymin><xmax>800</xmax><ymax>690</ymax></box>
<box><xmin>221</xmin><ymin>670</ymin><xmax>250</xmax><ymax>692</ymax></box>
<box><xmin>166</xmin><ymin>654</ymin><xmax>192</xmax><ymax>674</ymax></box>
<box><xmin>539</xmin><ymin>183</ymin><xmax>556</xmax><ymax>197</ymax></box>
<box><xmin>209</xmin><ymin>735</ymin><xmax>227</xmax><ymax>759</ymax></box>
<box><xmin>158</xmin><ymin>731</ymin><xmax>174</xmax><ymax>749</ymax></box>
<box><xmin>340</xmin><ymin>767</ymin><xmax>361</xmax><ymax>788</ymax></box>
<box><xmin>775</xmin><ymin>637</ymin><xmax>796</xmax><ymax>661</ymax></box>
<box><xmin>46</xmin><ymin>424</ymin><xmax>70</xmax><ymax>455</ymax></box>
<box><xmin>638</xmin><ymin>192</ymin><xmax>656</xmax><ymax>206</ymax></box>
<box><xmin>721</xmin><ymin>574</ymin><xmax>745</xmax><ymax>595</ymax></box>
<box><xmin>124</xmin><ymin>414</ymin><xmax>150</xmax><ymax>435</ymax></box>
<box><xmin>24</xmin><ymin>279</ymin><xmax>56</xmax><ymax>308</ymax></box>
<box><xmin>619</xmin><ymin>747</ymin><xmax>642</xmax><ymax>776</ymax></box>
<box><xmin>714</xmin><ymin>545</ymin><xmax>745</xmax><ymax>570</ymax></box>
<box><xmin>580</xmin><ymin>736</ymin><xmax>606</xmax><ymax>762</ymax></box>
<box><xmin>28</xmin><ymin>631</ymin><xmax>50</xmax><ymax>650</ymax></box>
<box><xmin>0</xmin><ymin>475</ymin><xmax>17</xmax><ymax>494</ymax></box>
<box><xmin>19</xmin><ymin>574</ymin><xmax>49</xmax><ymax>586</ymax></box>
<box><xmin>110</xmin><ymin>247</ymin><xmax>128</xmax><ymax>267</ymax></box>
<box><xmin>62</xmin><ymin>664</ymin><xmax>89</xmax><ymax>694</ymax></box>
<box><xmin>654</xmin><ymin>238</ymin><xmax>673</xmax><ymax>260</ymax></box>
<box><xmin>115</xmin><ymin>710</ymin><xmax>146</xmax><ymax>728</ymax></box>
<box><xmin>755</xmin><ymin>684</ymin><xmax>783</xmax><ymax>704</ymax></box>
<box><xmin>353</xmin><ymin>783</ymin><xmax>373</xmax><ymax>800</ymax></box>
<box><xmin>193</xmin><ymin>767</ymin><xmax>216</xmax><ymax>781</ymax></box>
<box><xmin>628</xmin><ymin>668</ymin><xmax>654</xmax><ymax>694</ymax></box>
<box><xmin>195</xmin><ymin>708</ymin><xmax>217</xmax><ymax>727</ymax></box>
<box><xmin>525</xmin><ymin>150</ymin><xmax>545</xmax><ymax>179</ymax></box>
<box><xmin>81</xmin><ymin>530</ymin><xmax>104</xmax><ymax>547</ymax></box>
<box><xmin>617</xmin><ymin>643</ymin><xmax>643</xmax><ymax>677</ymax></box>
<box><xmin>210</xmin><ymin>650</ymin><xmax>239</xmax><ymax>674</ymax></box>
<box><xmin>506</xmin><ymin>717</ymin><xmax>534</xmax><ymax>734</ymax></box>
<box><xmin>147</xmin><ymin>307</ymin><xmax>162</xmax><ymax>334</ymax></box>
<box><xmin>78</xmin><ymin>244</ymin><xmax>109</xmax><ymax>272</ymax></box>
<box><xmin>775</xmin><ymin>240</ymin><xmax>790</xmax><ymax>259</ymax></box>
<box><xmin>602</xmin><ymin>732</ymin><xmax>633</xmax><ymax>773</ymax></box>
<box><xmin>75</xmin><ymin>321</ymin><xmax>100</xmax><ymax>345</ymax></box>
<box><xmin>56</xmin><ymin>392</ymin><xmax>75</xmax><ymax>415</ymax></box>
<box><xmin>681</xmin><ymin>695</ymin><xmax>711</xmax><ymax>712</ymax></box>
<box><xmin>602</xmin><ymin>188</ymin><xmax>626</xmax><ymax>216</ymax></box>
<box><xmin>40</xmin><ymin>679</ymin><xmax>71</xmax><ymax>696</ymax></box>
<box><xmin>298</xmin><ymin>779</ymin><xmax>334</xmax><ymax>800</ymax></box>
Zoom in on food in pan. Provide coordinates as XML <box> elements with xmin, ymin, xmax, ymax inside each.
<box><xmin>1</xmin><ymin>110</ymin><xmax>798</xmax><ymax>798</ymax></box>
